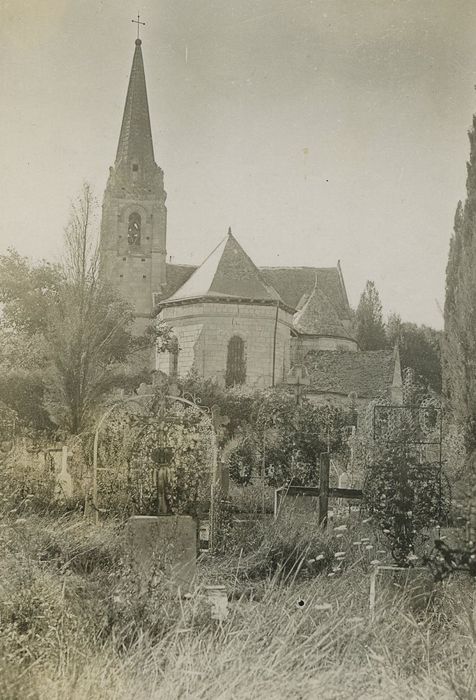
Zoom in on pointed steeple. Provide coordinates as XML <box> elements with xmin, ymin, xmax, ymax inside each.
<box><xmin>100</xmin><ymin>36</ymin><xmax>167</xmax><ymax>347</ymax></box>
<box><xmin>115</xmin><ymin>39</ymin><xmax>155</xmax><ymax>168</ymax></box>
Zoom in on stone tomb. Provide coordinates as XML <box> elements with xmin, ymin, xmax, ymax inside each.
<box><xmin>125</xmin><ymin>515</ymin><xmax>197</xmax><ymax>594</ymax></box>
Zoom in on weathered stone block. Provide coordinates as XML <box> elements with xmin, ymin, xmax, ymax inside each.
<box><xmin>125</xmin><ymin>515</ymin><xmax>197</xmax><ymax>594</ymax></box>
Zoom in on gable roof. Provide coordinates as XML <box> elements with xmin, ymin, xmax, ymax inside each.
<box><xmin>304</xmin><ymin>350</ymin><xmax>396</xmax><ymax>398</ymax></box>
<box><xmin>162</xmin><ymin>231</ymin><xmax>282</xmax><ymax>305</ymax></box>
<box><xmin>260</xmin><ymin>266</ymin><xmax>351</xmax><ymax>320</ymax></box>
<box><xmin>293</xmin><ymin>279</ymin><xmax>352</xmax><ymax>338</ymax></box>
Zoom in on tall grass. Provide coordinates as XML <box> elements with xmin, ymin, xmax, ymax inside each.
<box><xmin>0</xmin><ymin>503</ymin><xmax>474</xmax><ymax>699</ymax></box>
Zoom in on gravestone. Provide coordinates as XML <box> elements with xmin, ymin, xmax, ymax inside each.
<box><xmin>125</xmin><ymin>515</ymin><xmax>197</xmax><ymax>595</ymax></box>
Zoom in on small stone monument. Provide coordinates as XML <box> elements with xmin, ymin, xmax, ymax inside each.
<box><xmin>205</xmin><ymin>585</ymin><xmax>228</xmax><ymax>622</ymax></box>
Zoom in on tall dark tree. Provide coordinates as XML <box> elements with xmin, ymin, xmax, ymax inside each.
<box><xmin>443</xmin><ymin>117</ymin><xmax>476</xmax><ymax>539</ymax></box>
<box><xmin>355</xmin><ymin>280</ymin><xmax>386</xmax><ymax>350</ymax></box>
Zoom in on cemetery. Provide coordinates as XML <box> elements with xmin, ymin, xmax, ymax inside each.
<box><xmin>2</xmin><ymin>4</ymin><xmax>476</xmax><ymax>698</ymax></box>
<box><xmin>0</xmin><ymin>360</ymin><xmax>474</xmax><ymax>698</ymax></box>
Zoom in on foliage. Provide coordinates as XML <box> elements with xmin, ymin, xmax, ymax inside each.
<box><xmin>93</xmin><ymin>398</ymin><xmax>214</xmax><ymax>518</ymax></box>
<box><xmin>0</xmin><ymin>248</ymin><xmax>62</xmax><ymax>334</ymax></box>
<box><xmin>226</xmin><ymin>389</ymin><xmax>351</xmax><ymax>487</ymax></box>
<box><xmin>178</xmin><ymin>371</ymin><xmax>256</xmax><ymax>444</ymax></box>
<box><xmin>44</xmin><ymin>277</ymin><xmax>136</xmax><ymax>433</ymax></box>
<box><xmin>386</xmin><ymin>313</ymin><xmax>442</xmax><ymax>393</ymax></box>
<box><xmin>0</xmin><ymin>184</ymin><xmax>174</xmax><ymax>435</ymax></box>
<box><xmin>444</xmin><ymin>196</ymin><xmax>476</xmax><ymax>442</ymax></box>
<box><xmin>363</xmin><ymin>420</ymin><xmax>445</xmax><ymax>567</ymax></box>
<box><xmin>354</xmin><ymin>280</ymin><xmax>386</xmax><ymax>350</ymax></box>
<box><xmin>0</xmin><ymin>289</ymin><xmax>55</xmax><ymax>430</ymax></box>
<box><xmin>443</xmin><ymin>115</ymin><xmax>476</xmax><ymax>543</ymax></box>
<box><xmin>0</xmin><ymin>370</ymin><xmax>53</xmax><ymax>432</ymax></box>
<box><xmin>43</xmin><ymin>184</ymin><xmax>138</xmax><ymax>433</ymax></box>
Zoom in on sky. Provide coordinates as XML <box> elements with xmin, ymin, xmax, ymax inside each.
<box><xmin>1</xmin><ymin>0</ymin><xmax>476</xmax><ymax>328</ymax></box>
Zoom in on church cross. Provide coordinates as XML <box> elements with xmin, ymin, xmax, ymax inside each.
<box><xmin>131</xmin><ymin>12</ymin><xmax>145</xmax><ymax>39</ymax></box>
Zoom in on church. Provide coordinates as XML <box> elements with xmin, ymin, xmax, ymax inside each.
<box><xmin>100</xmin><ymin>38</ymin><xmax>402</xmax><ymax>406</ymax></box>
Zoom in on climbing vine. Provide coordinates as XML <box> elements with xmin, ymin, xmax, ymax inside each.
<box><xmin>93</xmin><ymin>401</ymin><xmax>213</xmax><ymax>518</ymax></box>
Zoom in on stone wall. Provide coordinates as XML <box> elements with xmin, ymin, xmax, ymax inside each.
<box><xmin>157</xmin><ymin>301</ymin><xmax>293</xmax><ymax>387</ymax></box>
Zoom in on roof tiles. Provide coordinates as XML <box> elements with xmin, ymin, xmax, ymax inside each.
<box><xmin>304</xmin><ymin>350</ymin><xmax>396</xmax><ymax>398</ymax></box>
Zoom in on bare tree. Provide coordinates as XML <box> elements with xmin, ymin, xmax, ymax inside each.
<box><xmin>62</xmin><ymin>182</ymin><xmax>99</xmax><ymax>291</ymax></box>
<box><xmin>45</xmin><ymin>184</ymin><xmax>136</xmax><ymax>433</ymax></box>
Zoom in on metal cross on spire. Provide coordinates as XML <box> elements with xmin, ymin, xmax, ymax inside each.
<box><xmin>131</xmin><ymin>12</ymin><xmax>145</xmax><ymax>40</ymax></box>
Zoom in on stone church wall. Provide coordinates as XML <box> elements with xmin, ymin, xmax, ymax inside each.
<box><xmin>157</xmin><ymin>302</ymin><xmax>293</xmax><ymax>387</ymax></box>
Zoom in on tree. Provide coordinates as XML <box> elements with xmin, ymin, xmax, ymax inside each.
<box><xmin>0</xmin><ymin>249</ymin><xmax>62</xmax><ymax>334</ymax></box>
<box><xmin>43</xmin><ymin>183</ymin><xmax>142</xmax><ymax>433</ymax></box>
<box><xmin>0</xmin><ymin>253</ymin><xmax>59</xmax><ymax>430</ymax></box>
<box><xmin>0</xmin><ymin>327</ymin><xmax>53</xmax><ymax>431</ymax></box>
<box><xmin>443</xmin><ymin>117</ymin><xmax>476</xmax><ymax>541</ymax></box>
<box><xmin>0</xmin><ymin>184</ymin><xmax>172</xmax><ymax>435</ymax></box>
<box><xmin>355</xmin><ymin>280</ymin><xmax>386</xmax><ymax>350</ymax></box>
<box><xmin>386</xmin><ymin>313</ymin><xmax>442</xmax><ymax>393</ymax></box>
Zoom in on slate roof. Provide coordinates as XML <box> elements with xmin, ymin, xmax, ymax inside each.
<box><xmin>162</xmin><ymin>264</ymin><xmax>196</xmax><ymax>299</ymax></box>
<box><xmin>293</xmin><ymin>280</ymin><xmax>352</xmax><ymax>339</ymax></box>
<box><xmin>260</xmin><ymin>266</ymin><xmax>351</xmax><ymax>320</ymax></box>
<box><xmin>115</xmin><ymin>39</ymin><xmax>155</xmax><ymax>167</ymax></box>
<box><xmin>304</xmin><ymin>350</ymin><xmax>396</xmax><ymax>398</ymax></box>
<box><xmin>161</xmin><ymin>231</ymin><xmax>282</xmax><ymax>305</ymax></box>
<box><xmin>162</xmin><ymin>262</ymin><xmax>351</xmax><ymax>318</ymax></box>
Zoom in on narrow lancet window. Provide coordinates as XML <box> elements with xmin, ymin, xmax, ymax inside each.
<box><xmin>225</xmin><ymin>336</ymin><xmax>246</xmax><ymax>387</ymax></box>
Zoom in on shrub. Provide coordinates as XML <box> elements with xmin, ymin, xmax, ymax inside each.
<box><xmin>363</xmin><ymin>428</ymin><xmax>444</xmax><ymax>566</ymax></box>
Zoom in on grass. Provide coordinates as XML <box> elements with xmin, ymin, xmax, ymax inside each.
<box><xmin>0</xmin><ymin>499</ymin><xmax>474</xmax><ymax>699</ymax></box>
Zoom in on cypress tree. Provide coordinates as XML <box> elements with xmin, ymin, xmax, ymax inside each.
<box><xmin>443</xmin><ymin>117</ymin><xmax>476</xmax><ymax>540</ymax></box>
<box><xmin>355</xmin><ymin>280</ymin><xmax>386</xmax><ymax>350</ymax></box>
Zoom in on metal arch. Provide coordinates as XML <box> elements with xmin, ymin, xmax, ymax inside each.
<box><xmin>90</xmin><ymin>393</ymin><xmax>219</xmax><ymax>549</ymax></box>
<box><xmin>0</xmin><ymin>407</ymin><xmax>16</xmax><ymax>464</ymax></box>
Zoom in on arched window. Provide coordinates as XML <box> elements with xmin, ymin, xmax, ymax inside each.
<box><xmin>128</xmin><ymin>212</ymin><xmax>141</xmax><ymax>246</ymax></box>
<box><xmin>225</xmin><ymin>336</ymin><xmax>246</xmax><ymax>387</ymax></box>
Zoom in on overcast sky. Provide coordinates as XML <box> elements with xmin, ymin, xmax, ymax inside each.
<box><xmin>1</xmin><ymin>0</ymin><xmax>476</xmax><ymax>328</ymax></box>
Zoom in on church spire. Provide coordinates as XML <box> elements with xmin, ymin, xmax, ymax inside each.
<box><xmin>115</xmin><ymin>38</ymin><xmax>155</xmax><ymax>168</ymax></box>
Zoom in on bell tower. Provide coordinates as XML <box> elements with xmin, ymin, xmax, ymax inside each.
<box><xmin>100</xmin><ymin>37</ymin><xmax>167</xmax><ymax>335</ymax></box>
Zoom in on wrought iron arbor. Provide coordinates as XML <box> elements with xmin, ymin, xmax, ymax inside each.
<box><xmin>90</xmin><ymin>386</ymin><xmax>220</xmax><ymax>549</ymax></box>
